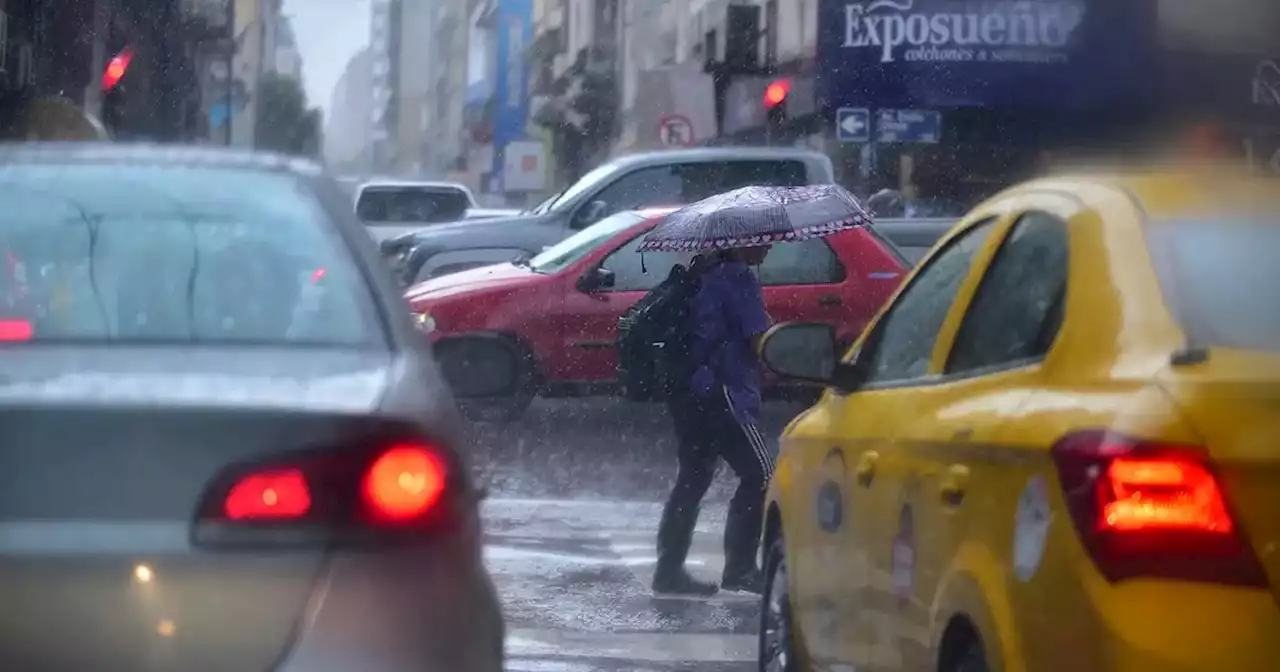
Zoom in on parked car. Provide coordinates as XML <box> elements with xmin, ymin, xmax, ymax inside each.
<box><xmin>350</xmin><ymin>179</ymin><xmax>519</xmax><ymax>241</ymax></box>
<box><xmin>754</xmin><ymin>168</ymin><xmax>1280</xmax><ymax>672</ymax></box>
<box><xmin>404</xmin><ymin>207</ymin><xmax>909</xmax><ymax>421</ymax></box>
<box><xmin>0</xmin><ymin>144</ymin><xmax>515</xmax><ymax>671</ymax></box>
<box><xmin>381</xmin><ymin>147</ymin><xmax>837</xmax><ymax>284</ymax></box>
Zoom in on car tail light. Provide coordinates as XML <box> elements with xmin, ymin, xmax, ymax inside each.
<box><xmin>0</xmin><ymin>319</ymin><xmax>33</xmax><ymax>341</ymax></box>
<box><xmin>224</xmin><ymin>469</ymin><xmax>311</xmax><ymax>520</ymax></box>
<box><xmin>362</xmin><ymin>445</ymin><xmax>447</xmax><ymax>521</ymax></box>
<box><xmin>1051</xmin><ymin>430</ymin><xmax>1266</xmax><ymax>587</ymax></box>
<box><xmin>196</xmin><ymin>440</ymin><xmax>458</xmax><ymax>548</ymax></box>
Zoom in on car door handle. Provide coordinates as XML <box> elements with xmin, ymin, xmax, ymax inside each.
<box><xmin>818</xmin><ymin>294</ymin><xmax>842</xmax><ymax>306</ymax></box>
<box><xmin>940</xmin><ymin>464</ymin><xmax>970</xmax><ymax>505</ymax></box>
<box><xmin>854</xmin><ymin>451</ymin><xmax>879</xmax><ymax>486</ymax></box>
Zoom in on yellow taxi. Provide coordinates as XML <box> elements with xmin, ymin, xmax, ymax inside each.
<box><xmin>755</xmin><ymin>168</ymin><xmax>1280</xmax><ymax>672</ymax></box>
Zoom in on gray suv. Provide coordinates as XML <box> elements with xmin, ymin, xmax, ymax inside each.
<box><xmin>383</xmin><ymin>147</ymin><xmax>835</xmax><ymax>285</ymax></box>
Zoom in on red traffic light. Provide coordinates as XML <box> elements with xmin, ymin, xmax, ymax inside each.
<box><xmin>763</xmin><ymin>79</ymin><xmax>791</xmax><ymax>108</ymax></box>
<box><xmin>102</xmin><ymin>47</ymin><xmax>134</xmax><ymax>91</ymax></box>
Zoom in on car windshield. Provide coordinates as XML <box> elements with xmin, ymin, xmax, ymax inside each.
<box><xmin>356</xmin><ymin>185</ymin><xmax>472</xmax><ymax>223</ymax></box>
<box><xmin>527</xmin><ymin>211</ymin><xmax>645</xmax><ymax>274</ymax></box>
<box><xmin>0</xmin><ymin>163</ymin><xmax>379</xmax><ymax>347</ymax></box>
<box><xmin>1146</xmin><ymin>220</ymin><xmax>1280</xmax><ymax>353</ymax></box>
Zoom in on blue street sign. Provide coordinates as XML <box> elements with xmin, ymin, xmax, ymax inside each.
<box><xmin>209</xmin><ymin>102</ymin><xmax>230</xmax><ymax>129</ymax></box>
<box><xmin>875</xmin><ymin>109</ymin><xmax>942</xmax><ymax>143</ymax></box>
<box><xmin>835</xmin><ymin>107</ymin><xmax>870</xmax><ymax>143</ymax></box>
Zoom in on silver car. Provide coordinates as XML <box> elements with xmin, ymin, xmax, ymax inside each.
<box><xmin>0</xmin><ymin>144</ymin><xmax>513</xmax><ymax>671</ymax></box>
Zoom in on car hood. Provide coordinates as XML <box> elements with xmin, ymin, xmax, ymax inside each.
<box><xmin>0</xmin><ymin>347</ymin><xmax>394</xmax><ymax>413</ymax></box>
<box><xmin>405</xmin><ymin>262</ymin><xmax>539</xmax><ymax>303</ymax></box>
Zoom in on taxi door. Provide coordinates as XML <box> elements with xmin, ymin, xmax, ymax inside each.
<box><xmin>831</xmin><ymin>212</ymin><xmax>1008</xmax><ymax>672</ymax></box>
<box><xmin>877</xmin><ymin>196</ymin><xmax>1076</xmax><ymax>672</ymax></box>
<box><xmin>782</xmin><ymin>384</ymin><xmax>911</xmax><ymax>669</ymax></box>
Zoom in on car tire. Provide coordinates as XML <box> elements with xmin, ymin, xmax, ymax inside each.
<box><xmin>456</xmin><ymin>338</ymin><xmax>537</xmax><ymax>425</ymax></box>
<box><xmin>758</xmin><ymin>535</ymin><xmax>800</xmax><ymax>672</ymax></box>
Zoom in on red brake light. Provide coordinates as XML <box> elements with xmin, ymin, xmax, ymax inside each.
<box><xmin>311</xmin><ymin>267</ymin><xmax>327</xmax><ymax>283</ymax></box>
<box><xmin>1051</xmin><ymin>430</ymin><xmax>1266</xmax><ymax>587</ymax></box>
<box><xmin>224</xmin><ymin>469</ymin><xmax>311</xmax><ymax>520</ymax></box>
<box><xmin>362</xmin><ymin>445</ymin><xmax>447</xmax><ymax>521</ymax></box>
<box><xmin>0</xmin><ymin>319</ymin><xmax>33</xmax><ymax>341</ymax></box>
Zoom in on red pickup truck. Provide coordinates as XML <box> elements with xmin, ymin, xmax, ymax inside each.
<box><xmin>406</xmin><ymin>208</ymin><xmax>908</xmax><ymax>420</ymax></box>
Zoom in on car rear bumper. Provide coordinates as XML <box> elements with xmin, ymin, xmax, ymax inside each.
<box><xmin>1017</xmin><ymin>579</ymin><xmax>1280</xmax><ymax>672</ymax></box>
<box><xmin>276</xmin><ymin>545</ymin><xmax>504</xmax><ymax>672</ymax></box>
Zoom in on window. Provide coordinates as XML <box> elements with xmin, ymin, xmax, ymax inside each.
<box><xmin>356</xmin><ymin>186</ymin><xmax>472</xmax><ymax>223</ymax></box>
<box><xmin>946</xmin><ymin>212</ymin><xmax>1069</xmax><ymax>374</ymax></box>
<box><xmin>1145</xmin><ymin>219</ymin><xmax>1280</xmax><ymax>353</ymax></box>
<box><xmin>569</xmin><ymin>159</ymin><xmax>812</xmax><ymax>227</ymax></box>
<box><xmin>860</xmin><ymin>219</ymin><xmax>997</xmax><ymax>383</ymax></box>
<box><xmin>530</xmin><ymin>211</ymin><xmax>646</xmax><ymax>275</ymax></box>
<box><xmin>577</xmin><ymin>166</ymin><xmax>685</xmax><ymax>225</ymax></box>
<box><xmin>758</xmin><ymin>238</ymin><xmax>843</xmax><ymax>286</ymax></box>
<box><xmin>599</xmin><ymin>234</ymin><xmax>682</xmax><ymax>292</ymax></box>
<box><xmin>0</xmin><ymin>163</ymin><xmax>378</xmax><ymax>347</ymax></box>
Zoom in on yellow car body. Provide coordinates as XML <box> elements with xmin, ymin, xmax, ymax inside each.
<box><xmin>762</xmin><ymin>168</ymin><xmax>1280</xmax><ymax>672</ymax></box>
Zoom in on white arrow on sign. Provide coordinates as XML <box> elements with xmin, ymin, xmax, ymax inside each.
<box><xmin>840</xmin><ymin>114</ymin><xmax>866</xmax><ymax>136</ymax></box>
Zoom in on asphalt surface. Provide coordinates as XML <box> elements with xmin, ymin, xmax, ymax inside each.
<box><xmin>466</xmin><ymin>398</ymin><xmax>807</xmax><ymax>672</ymax></box>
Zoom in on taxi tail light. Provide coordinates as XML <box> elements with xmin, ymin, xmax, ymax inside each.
<box><xmin>196</xmin><ymin>441</ymin><xmax>454</xmax><ymax>547</ymax></box>
<box><xmin>1050</xmin><ymin>430</ymin><xmax>1266</xmax><ymax>587</ymax></box>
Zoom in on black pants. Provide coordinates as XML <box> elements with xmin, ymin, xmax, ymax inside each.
<box><xmin>656</xmin><ymin>385</ymin><xmax>775</xmax><ymax>580</ymax></box>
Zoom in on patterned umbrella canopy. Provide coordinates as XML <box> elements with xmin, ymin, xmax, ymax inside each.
<box><xmin>636</xmin><ymin>184</ymin><xmax>872</xmax><ymax>253</ymax></box>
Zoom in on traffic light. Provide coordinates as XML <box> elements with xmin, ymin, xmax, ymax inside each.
<box><xmin>102</xmin><ymin>46</ymin><xmax>134</xmax><ymax>91</ymax></box>
<box><xmin>763</xmin><ymin>78</ymin><xmax>790</xmax><ymax>128</ymax></box>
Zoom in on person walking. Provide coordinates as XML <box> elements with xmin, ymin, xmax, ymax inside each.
<box><xmin>652</xmin><ymin>244</ymin><xmax>775</xmax><ymax>596</ymax></box>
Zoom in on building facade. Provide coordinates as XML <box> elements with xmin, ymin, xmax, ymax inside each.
<box><xmin>368</xmin><ymin>0</ymin><xmax>395</xmax><ymax>170</ymax></box>
<box><xmin>325</xmin><ymin>48</ymin><xmax>373</xmax><ymax>174</ymax></box>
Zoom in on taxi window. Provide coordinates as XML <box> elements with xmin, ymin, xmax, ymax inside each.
<box><xmin>1146</xmin><ymin>220</ymin><xmax>1280</xmax><ymax>353</ymax></box>
<box><xmin>860</xmin><ymin>218</ymin><xmax>997</xmax><ymax>383</ymax></box>
<box><xmin>946</xmin><ymin>212</ymin><xmax>1068</xmax><ymax>374</ymax></box>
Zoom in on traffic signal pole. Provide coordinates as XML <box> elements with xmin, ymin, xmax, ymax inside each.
<box><xmin>83</xmin><ymin>0</ymin><xmax>110</xmax><ymax>119</ymax></box>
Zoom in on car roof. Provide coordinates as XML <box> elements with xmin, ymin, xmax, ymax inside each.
<box><xmin>0</xmin><ymin>142</ymin><xmax>325</xmax><ymax>176</ymax></box>
<box><xmin>996</xmin><ymin>166</ymin><xmax>1276</xmax><ymax>224</ymax></box>
<box><xmin>357</xmin><ymin>179</ymin><xmax>472</xmax><ymax>191</ymax></box>
<box><xmin>606</xmin><ymin>146</ymin><xmax>829</xmax><ymax>171</ymax></box>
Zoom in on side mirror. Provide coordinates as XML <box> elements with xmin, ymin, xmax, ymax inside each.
<box><xmin>759</xmin><ymin>322</ymin><xmax>840</xmax><ymax>384</ymax></box>
<box><xmin>576</xmin><ymin>200</ymin><xmax>607</xmax><ymax>228</ymax></box>
<box><xmin>577</xmin><ymin>267</ymin><xmax>615</xmax><ymax>292</ymax></box>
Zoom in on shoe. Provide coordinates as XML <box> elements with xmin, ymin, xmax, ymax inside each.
<box><xmin>652</xmin><ymin>568</ymin><xmax>719</xmax><ymax>596</ymax></box>
<box><xmin>721</xmin><ymin>568</ymin><xmax>765</xmax><ymax>594</ymax></box>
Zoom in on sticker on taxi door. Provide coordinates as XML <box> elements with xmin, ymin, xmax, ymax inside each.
<box><xmin>1013</xmin><ymin>475</ymin><xmax>1052</xmax><ymax>582</ymax></box>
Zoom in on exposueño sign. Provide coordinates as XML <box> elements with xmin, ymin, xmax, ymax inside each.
<box><xmin>818</xmin><ymin>0</ymin><xmax>1158</xmax><ymax>110</ymax></box>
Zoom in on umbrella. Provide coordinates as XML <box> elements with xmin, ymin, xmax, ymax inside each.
<box><xmin>636</xmin><ymin>184</ymin><xmax>872</xmax><ymax>253</ymax></box>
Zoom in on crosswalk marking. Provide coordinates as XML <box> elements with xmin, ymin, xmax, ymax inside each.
<box><xmin>507</xmin><ymin>628</ymin><xmax>756</xmax><ymax>663</ymax></box>
<box><xmin>484</xmin><ymin>496</ymin><xmax>758</xmax><ymax>667</ymax></box>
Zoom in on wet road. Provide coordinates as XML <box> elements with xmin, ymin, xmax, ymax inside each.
<box><xmin>467</xmin><ymin>398</ymin><xmax>806</xmax><ymax>671</ymax></box>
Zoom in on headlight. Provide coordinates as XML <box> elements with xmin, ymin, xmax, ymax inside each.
<box><xmin>414</xmin><ymin>312</ymin><xmax>436</xmax><ymax>334</ymax></box>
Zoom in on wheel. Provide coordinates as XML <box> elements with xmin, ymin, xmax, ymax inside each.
<box><xmin>436</xmin><ymin>335</ymin><xmax>537</xmax><ymax>424</ymax></box>
<box><xmin>758</xmin><ymin>536</ymin><xmax>800</xmax><ymax>672</ymax></box>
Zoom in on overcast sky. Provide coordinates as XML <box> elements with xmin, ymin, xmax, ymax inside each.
<box><xmin>283</xmin><ymin>0</ymin><xmax>370</xmax><ymax>116</ymax></box>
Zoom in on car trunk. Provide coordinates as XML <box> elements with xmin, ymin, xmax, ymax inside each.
<box><xmin>0</xmin><ymin>348</ymin><xmax>395</xmax><ymax>670</ymax></box>
<box><xmin>1159</xmin><ymin>348</ymin><xmax>1280</xmax><ymax>602</ymax></box>
<box><xmin>0</xmin><ymin>406</ymin><xmax>386</xmax><ymax>670</ymax></box>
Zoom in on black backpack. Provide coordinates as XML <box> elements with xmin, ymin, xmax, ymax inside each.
<box><xmin>616</xmin><ymin>262</ymin><xmax>705</xmax><ymax>402</ymax></box>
